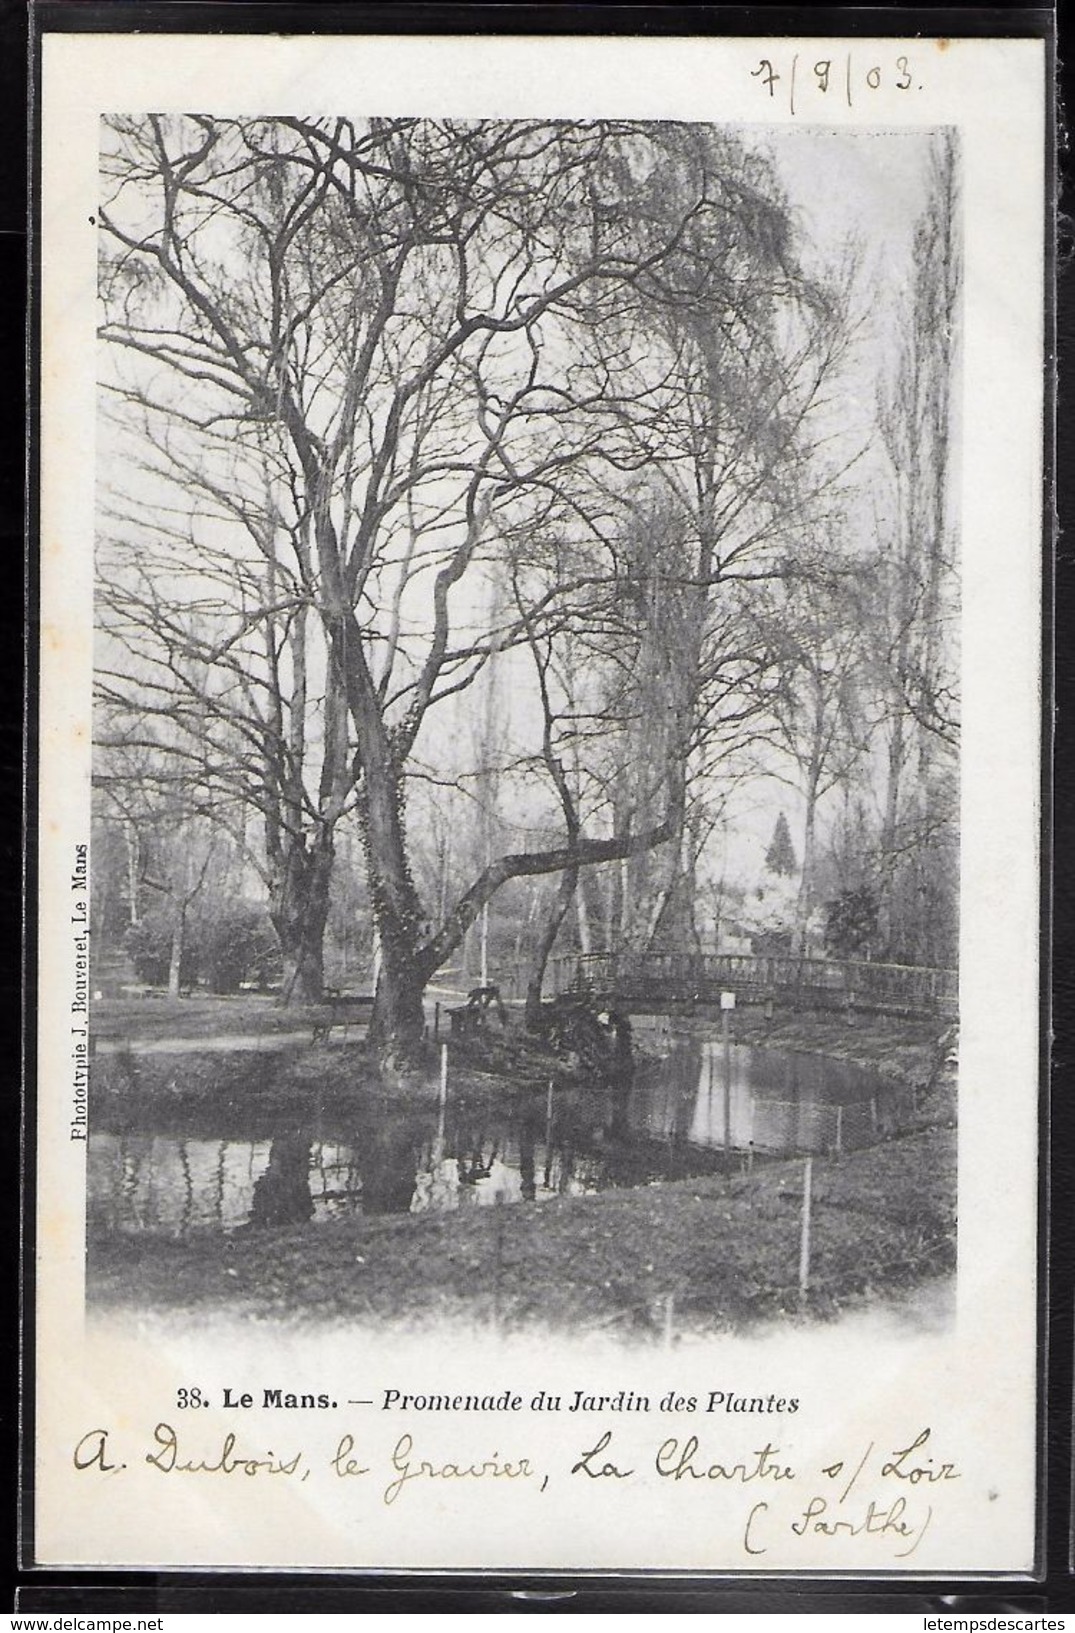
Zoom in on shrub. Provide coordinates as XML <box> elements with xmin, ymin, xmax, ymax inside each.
<box><xmin>124</xmin><ymin>909</ymin><xmax>196</xmax><ymax>989</ymax></box>
<box><xmin>199</xmin><ymin>900</ymin><xmax>280</xmax><ymax>993</ymax></box>
<box><xmin>123</xmin><ymin>899</ymin><xmax>280</xmax><ymax>992</ymax></box>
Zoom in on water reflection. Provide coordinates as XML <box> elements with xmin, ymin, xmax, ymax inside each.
<box><xmin>89</xmin><ymin>1134</ymin><xmax>273</xmax><ymax>1236</ymax></box>
<box><xmin>249</xmin><ymin>1134</ymin><xmax>314</xmax><ymax>1228</ymax></box>
<box><xmin>88</xmin><ymin>1038</ymin><xmax>911</xmax><ymax>1239</ymax></box>
<box><xmin>636</xmin><ymin>1039</ymin><xmax>913</xmax><ymax>1156</ymax></box>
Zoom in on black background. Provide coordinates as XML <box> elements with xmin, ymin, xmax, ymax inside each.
<box><xmin>4</xmin><ymin>0</ymin><xmax>1070</xmax><ymax>1612</ymax></box>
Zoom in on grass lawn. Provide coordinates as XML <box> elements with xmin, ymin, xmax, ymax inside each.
<box><xmin>90</xmin><ymin>992</ymin><xmax>339</xmax><ymax>1044</ymax></box>
<box><xmin>88</xmin><ymin>1123</ymin><xmax>956</xmax><ymax>1336</ymax></box>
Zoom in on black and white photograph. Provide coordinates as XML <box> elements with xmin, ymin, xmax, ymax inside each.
<box><xmin>86</xmin><ymin>112</ymin><xmax>960</xmax><ymax>1334</ymax></box>
<box><xmin>32</xmin><ymin>30</ymin><xmax>1043</xmax><ymax>1575</ymax></box>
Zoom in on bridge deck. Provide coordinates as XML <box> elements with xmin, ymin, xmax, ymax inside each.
<box><xmin>548</xmin><ymin>952</ymin><xmax>957</xmax><ymax>1021</ymax></box>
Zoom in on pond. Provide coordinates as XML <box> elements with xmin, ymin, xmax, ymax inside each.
<box><xmin>87</xmin><ymin>1035</ymin><xmax>914</xmax><ymax>1239</ymax></box>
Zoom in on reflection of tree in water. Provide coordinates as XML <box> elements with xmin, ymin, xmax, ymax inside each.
<box><xmin>214</xmin><ymin>1140</ymin><xmax>228</xmax><ymax>1226</ymax></box>
<box><xmin>358</xmin><ymin>1122</ymin><xmax>425</xmax><ymax>1215</ymax></box>
<box><xmin>247</xmin><ymin>1125</ymin><xmax>428</xmax><ymax>1223</ymax></box>
<box><xmin>457</xmin><ymin>1145</ymin><xmax>494</xmax><ymax>1187</ymax></box>
<box><xmin>518</xmin><ymin>1124</ymin><xmax>536</xmax><ymax>1202</ymax></box>
<box><xmin>248</xmin><ymin>1134</ymin><xmax>314</xmax><ymax>1228</ymax></box>
<box><xmin>408</xmin><ymin>1099</ymin><xmax>627</xmax><ymax>1208</ymax></box>
<box><xmin>309</xmin><ymin>1140</ymin><xmax>363</xmax><ymax>1220</ymax></box>
<box><xmin>176</xmin><ymin>1140</ymin><xmax>194</xmax><ymax>1231</ymax></box>
<box><xmin>120</xmin><ymin>1136</ymin><xmax>146</xmax><ymax>1229</ymax></box>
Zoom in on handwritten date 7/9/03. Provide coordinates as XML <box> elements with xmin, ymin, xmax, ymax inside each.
<box><xmin>751</xmin><ymin>51</ymin><xmax>921</xmax><ymax>115</ymax></box>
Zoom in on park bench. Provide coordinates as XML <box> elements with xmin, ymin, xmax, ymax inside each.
<box><xmin>311</xmin><ymin>991</ymin><xmax>375</xmax><ymax>1043</ymax></box>
<box><xmin>447</xmin><ymin>984</ymin><xmax>509</xmax><ymax>1038</ymax></box>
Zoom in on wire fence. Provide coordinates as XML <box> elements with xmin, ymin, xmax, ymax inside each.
<box><xmin>738</xmin><ymin>1087</ymin><xmax>915</xmax><ymax>1156</ymax></box>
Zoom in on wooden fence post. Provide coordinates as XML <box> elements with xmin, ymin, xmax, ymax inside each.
<box><xmin>493</xmin><ymin>1195</ymin><xmax>505</xmax><ymax>1333</ymax></box>
<box><xmin>437</xmin><ymin>1042</ymin><xmax>448</xmax><ymax>1142</ymax></box>
<box><xmin>798</xmin><ymin>1156</ymin><xmax>813</xmax><ymax>1298</ymax></box>
<box><xmin>719</xmin><ymin>993</ymin><xmax>735</xmax><ymax>1156</ymax></box>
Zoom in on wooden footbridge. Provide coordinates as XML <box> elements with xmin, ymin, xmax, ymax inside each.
<box><xmin>546</xmin><ymin>951</ymin><xmax>957</xmax><ymax>1022</ymax></box>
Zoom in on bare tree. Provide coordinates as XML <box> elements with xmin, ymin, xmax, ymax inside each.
<box><xmin>94</xmin><ymin>736</ymin><xmax>231</xmax><ymax>996</ymax></box>
<box><xmin>95</xmin><ymin>434</ymin><xmax>352</xmax><ymax>999</ymax></box>
<box><xmin>750</xmin><ymin>551</ymin><xmax>868</xmax><ymax>953</ymax></box>
<box><xmin>872</xmin><ymin>131</ymin><xmax>960</xmax><ymax>954</ymax></box>
<box><xmin>98</xmin><ymin>115</ymin><xmax>854</xmax><ymax>1074</ymax></box>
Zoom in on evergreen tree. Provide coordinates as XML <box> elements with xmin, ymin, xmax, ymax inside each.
<box><xmin>765</xmin><ymin>812</ymin><xmax>798</xmax><ymax>877</ymax></box>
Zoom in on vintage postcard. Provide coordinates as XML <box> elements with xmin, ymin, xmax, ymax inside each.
<box><xmin>32</xmin><ymin>29</ymin><xmax>1045</xmax><ymax>1573</ymax></box>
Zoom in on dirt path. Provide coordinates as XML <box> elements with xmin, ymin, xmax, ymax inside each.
<box><xmin>94</xmin><ymin>1028</ymin><xmax>366</xmax><ymax>1056</ymax></box>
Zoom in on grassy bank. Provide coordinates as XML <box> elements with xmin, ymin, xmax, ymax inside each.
<box><xmin>729</xmin><ymin>1010</ymin><xmax>953</xmax><ymax>1086</ymax></box>
<box><xmin>87</xmin><ymin>999</ymin><xmax>947</xmax><ymax>1130</ymax></box>
<box><xmin>88</xmin><ymin>1122</ymin><xmax>955</xmax><ymax>1335</ymax></box>
<box><xmin>87</xmin><ymin>1006</ymin><xmax>956</xmax><ymax>1335</ymax></box>
<box><xmin>91</xmin><ymin>1024</ymin><xmax>575</xmax><ymax>1133</ymax></box>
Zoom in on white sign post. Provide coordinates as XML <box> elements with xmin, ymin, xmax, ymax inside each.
<box><xmin>719</xmin><ymin>994</ymin><xmax>735</xmax><ymax>1154</ymax></box>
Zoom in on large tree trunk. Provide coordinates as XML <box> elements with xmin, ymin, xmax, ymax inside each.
<box><xmin>124</xmin><ymin>820</ymin><xmax>141</xmax><ymax>927</ymax></box>
<box><xmin>575</xmin><ymin>879</ymin><xmax>592</xmax><ymax>955</ymax></box>
<box><xmin>619</xmin><ymin>835</ymin><xmax>680</xmax><ymax>953</ymax></box>
<box><xmin>167</xmin><ymin>903</ymin><xmax>186</xmax><ymax>999</ymax></box>
<box><xmin>876</xmin><ymin>707</ymin><xmax>907</xmax><ymax>958</ymax></box>
<box><xmin>328</xmin><ymin>601</ymin><xmax>432</xmax><ymax>1075</ymax></box>
<box><xmin>650</xmin><ymin>810</ymin><xmax>702</xmax><ymax>952</ymax></box>
<box><xmin>356</xmin><ymin>752</ymin><xmax>429</xmax><ymax>1076</ymax></box>
<box><xmin>369</xmin><ymin>957</ymin><xmax>427</xmax><ymax>1080</ymax></box>
<box><xmin>270</xmin><ymin>831</ymin><xmax>334</xmax><ymax>1005</ymax></box>
<box><xmin>795</xmin><ymin>766</ymin><xmax>821</xmax><ymax>957</ymax></box>
<box><xmin>332</xmin><ymin>591</ymin><xmax>688</xmax><ymax>1079</ymax></box>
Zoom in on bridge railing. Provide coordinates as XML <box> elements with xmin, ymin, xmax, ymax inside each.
<box><xmin>547</xmin><ymin>951</ymin><xmax>957</xmax><ymax>1019</ymax></box>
